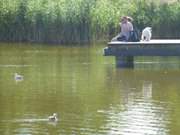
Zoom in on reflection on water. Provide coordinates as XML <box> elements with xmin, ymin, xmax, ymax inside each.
<box><xmin>0</xmin><ymin>43</ymin><xmax>180</xmax><ymax>135</ymax></box>
<box><xmin>135</xmin><ymin>56</ymin><xmax>180</xmax><ymax>70</ymax></box>
<box><xmin>100</xmin><ymin>101</ymin><xmax>170</xmax><ymax>135</ymax></box>
<box><xmin>142</xmin><ymin>81</ymin><xmax>152</xmax><ymax>99</ymax></box>
<box><xmin>98</xmin><ymin>70</ymin><xmax>172</xmax><ymax>135</ymax></box>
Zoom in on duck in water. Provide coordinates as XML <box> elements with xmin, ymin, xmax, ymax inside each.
<box><xmin>14</xmin><ymin>73</ymin><xmax>24</xmax><ymax>81</ymax></box>
<box><xmin>48</xmin><ymin>113</ymin><xmax>58</xmax><ymax>122</ymax></box>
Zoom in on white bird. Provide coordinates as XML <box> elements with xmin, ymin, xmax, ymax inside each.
<box><xmin>48</xmin><ymin>113</ymin><xmax>58</xmax><ymax>122</ymax></box>
<box><xmin>14</xmin><ymin>73</ymin><xmax>24</xmax><ymax>81</ymax></box>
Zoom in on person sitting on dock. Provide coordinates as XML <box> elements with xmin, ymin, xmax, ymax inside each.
<box><xmin>127</xmin><ymin>17</ymin><xmax>140</xmax><ymax>42</ymax></box>
<box><xmin>111</xmin><ymin>16</ymin><xmax>134</xmax><ymax>42</ymax></box>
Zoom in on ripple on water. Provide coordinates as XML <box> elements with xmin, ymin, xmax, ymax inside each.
<box><xmin>98</xmin><ymin>99</ymin><xmax>171</xmax><ymax>135</ymax></box>
<box><xmin>0</xmin><ymin>64</ymin><xmax>34</xmax><ymax>68</ymax></box>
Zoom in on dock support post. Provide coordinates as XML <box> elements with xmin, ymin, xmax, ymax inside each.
<box><xmin>115</xmin><ymin>56</ymin><xmax>134</xmax><ymax>68</ymax></box>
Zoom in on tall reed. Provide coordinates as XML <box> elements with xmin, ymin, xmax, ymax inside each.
<box><xmin>0</xmin><ymin>0</ymin><xmax>180</xmax><ymax>44</ymax></box>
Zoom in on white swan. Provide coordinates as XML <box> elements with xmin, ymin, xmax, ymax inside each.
<box><xmin>14</xmin><ymin>73</ymin><xmax>23</xmax><ymax>81</ymax></box>
<box><xmin>48</xmin><ymin>113</ymin><xmax>58</xmax><ymax>122</ymax></box>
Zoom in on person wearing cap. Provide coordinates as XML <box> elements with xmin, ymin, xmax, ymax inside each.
<box><xmin>112</xmin><ymin>16</ymin><xmax>134</xmax><ymax>41</ymax></box>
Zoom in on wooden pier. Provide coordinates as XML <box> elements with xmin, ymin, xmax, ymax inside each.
<box><xmin>103</xmin><ymin>40</ymin><xmax>180</xmax><ymax>68</ymax></box>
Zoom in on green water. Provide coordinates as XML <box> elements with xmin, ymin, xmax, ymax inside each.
<box><xmin>0</xmin><ymin>43</ymin><xmax>180</xmax><ymax>135</ymax></box>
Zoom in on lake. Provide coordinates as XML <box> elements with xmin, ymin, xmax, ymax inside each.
<box><xmin>0</xmin><ymin>43</ymin><xmax>180</xmax><ymax>135</ymax></box>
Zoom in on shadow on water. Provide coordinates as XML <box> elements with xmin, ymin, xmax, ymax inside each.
<box><xmin>134</xmin><ymin>56</ymin><xmax>180</xmax><ymax>70</ymax></box>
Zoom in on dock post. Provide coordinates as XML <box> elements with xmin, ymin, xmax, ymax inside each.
<box><xmin>115</xmin><ymin>56</ymin><xmax>134</xmax><ymax>68</ymax></box>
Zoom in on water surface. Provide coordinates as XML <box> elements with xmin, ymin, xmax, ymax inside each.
<box><xmin>0</xmin><ymin>43</ymin><xmax>180</xmax><ymax>135</ymax></box>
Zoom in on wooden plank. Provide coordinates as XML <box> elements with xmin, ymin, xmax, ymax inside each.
<box><xmin>108</xmin><ymin>39</ymin><xmax>180</xmax><ymax>46</ymax></box>
<box><xmin>112</xmin><ymin>47</ymin><xmax>180</xmax><ymax>56</ymax></box>
<box><xmin>104</xmin><ymin>39</ymin><xmax>180</xmax><ymax>68</ymax></box>
<box><xmin>104</xmin><ymin>44</ymin><xmax>180</xmax><ymax>56</ymax></box>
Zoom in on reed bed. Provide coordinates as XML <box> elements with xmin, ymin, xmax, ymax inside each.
<box><xmin>0</xmin><ymin>0</ymin><xmax>180</xmax><ymax>44</ymax></box>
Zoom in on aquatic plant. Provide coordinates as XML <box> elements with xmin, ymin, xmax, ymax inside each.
<box><xmin>0</xmin><ymin>0</ymin><xmax>180</xmax><ymax>44</ymax></box>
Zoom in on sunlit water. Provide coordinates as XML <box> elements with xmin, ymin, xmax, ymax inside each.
<box><xmin>0</xmin><ymin>43</ymin><xmax>180</xmax><ymax>135</ymax></box>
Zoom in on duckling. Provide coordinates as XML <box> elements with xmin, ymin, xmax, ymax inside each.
<box><xmin>48</xmin><ymin>113</ymin><xmax>58</xmax><ymax>122</ymax></box>
<box><xmin>14</xmin><ymin>73</ymin><xmax>23</xmax><ymax>81</ymax></box>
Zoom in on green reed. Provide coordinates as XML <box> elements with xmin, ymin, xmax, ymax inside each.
<box><xmin>0</xmin><ymin>0</ymin><xmax>180</xmax><ymax>44</ymax></box>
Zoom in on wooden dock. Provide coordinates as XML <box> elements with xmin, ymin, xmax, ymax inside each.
<box><xmin>103</xmin><ymin>39</ymin><xmax>180</xmax><ymax>68</ymax></box>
